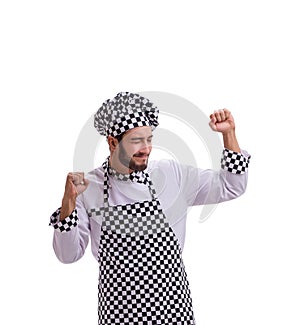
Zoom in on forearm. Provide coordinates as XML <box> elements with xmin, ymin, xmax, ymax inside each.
<box><xmin>60</xmin><ymin>198</ymin><xmax>76</xmax><ymax>221</ymax></box>
<box><xmin>49</xmin><ymin>196</ymin><xmax>90</xmax><ymax>263</ymax></box>
<box><xmin>222</xmin><ymin>130</ymin><xmax>241</xmax><ymax>153</ymax></box>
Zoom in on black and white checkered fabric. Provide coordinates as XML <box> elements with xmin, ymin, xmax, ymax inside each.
<box><xmin>103</xmin><ymin>157</ymin><xmax>149</xmax><ymax>184</ymax></box>
<box><xmin>94</xmin><ymin>92</ymin><xmax>159</xmax><ymax>137</ymax></box>
<box><xmin>103</xmin><ymin>157</ymin><xmax>157</xmax><ymax>200</ymax></box>
<box><xmin>95</xmin><ymin>159</ymin><xmax>196</xmax><ymax>324</ymax></box>
<box><xmin>49</xmin><ymin>207</ymin><xmax>78</xmax><ymax>233</ymax></box>
<box><xmin>90</xmin><ymin>200</ymin><xmax>168</xmax><ymax>237</ymax></box>
<box><xmin>221</xmin><ymin>148</ymin><xmax>250</xmax><ymax>174</ymax></box>
<box><xmin>97</xmin><ymin>203</ymin><xmax>195</xmax><ymax>324</ymax></box>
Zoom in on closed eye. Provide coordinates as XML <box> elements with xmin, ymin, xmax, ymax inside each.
<box><xmin>130</xmin><ymin>135</ymin><xmax>153</xmax><ymax>144</ymax></box>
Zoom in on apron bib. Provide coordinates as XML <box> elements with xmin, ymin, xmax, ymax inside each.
<box><xmin>97</xmin><ymin>159</ymin><xmax>196</xmax><ymax>324</ymax></box>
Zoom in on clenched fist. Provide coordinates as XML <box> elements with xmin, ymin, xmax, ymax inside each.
<box><xmin>60</xmin><ymin>172</ymin><xmax>89</xmax><ymax>221</ymax></box>
<box><xmin>209</xmin><ymin>109</ymin><xmax>235</xmax><ymax>134</ymax></box>
<box><xmin>66</xmin><ymin>172</ymin><xmax>89</xmax><ymax>196</ymax></box>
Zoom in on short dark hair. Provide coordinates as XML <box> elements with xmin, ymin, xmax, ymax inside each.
<box><xmin>115</xmin><ymin>132</ymin><xmax>125</xmax><ymax>143</ymax></box>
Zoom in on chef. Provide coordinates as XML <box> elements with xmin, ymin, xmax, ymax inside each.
<box><xmin>50</xmin><ymin>92</ymin><xmax>251</xmax><ymax>324</ymax></box>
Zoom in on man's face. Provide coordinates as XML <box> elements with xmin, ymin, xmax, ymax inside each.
<box><xmin>118</xmin><ymin>126</ymin><xmax>153</xmax><ymax>171</ymax></box>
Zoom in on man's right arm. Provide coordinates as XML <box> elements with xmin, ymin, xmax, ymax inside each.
<box><xmin>49</xmin><ymin>172</ymin><xmax>90</xmax><ymax>263</ymax></box>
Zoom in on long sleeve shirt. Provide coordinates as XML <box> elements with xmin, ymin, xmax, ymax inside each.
<box><xmin>50</xmin><ymin>148</ymin><xmax>251</xmax><ymax>263</ymax></box>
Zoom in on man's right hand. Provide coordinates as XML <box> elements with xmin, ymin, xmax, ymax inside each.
<box><xmin>60</xmin><ymin>172</ymin><xmax>89</xmax><ymax>221</ymax></box>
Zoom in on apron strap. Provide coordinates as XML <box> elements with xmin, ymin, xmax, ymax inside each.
<box><xmin>144</xmin><ymin>172</ymin><xmax>158</xmax><ymax>201</ymax></box>
<box><xmin>103</xmin><ymin>166</ymin><xmax>110</xmax><ymax>209</ymax></box>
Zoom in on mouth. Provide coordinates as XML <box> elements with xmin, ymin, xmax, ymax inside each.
<box><xmin>134</xmin><ymin>156</ymin><xmax>148</xmax><ymax>161</ymax></box>
<box><xmin>133</xmin><ymin>154</ymin><xmax>149</xmax><ymax>159</ymax></box>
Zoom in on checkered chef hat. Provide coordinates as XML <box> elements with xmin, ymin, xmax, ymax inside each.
<box><xmin>94</xmin><ymin>92</ymin><xmax>159</xmax><ymax>137</ymax></box>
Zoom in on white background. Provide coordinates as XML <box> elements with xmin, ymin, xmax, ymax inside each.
<box><xmin>1</xmin><ymin>1</ymin><xmax>299</xmax><ymax>324</ymax></box>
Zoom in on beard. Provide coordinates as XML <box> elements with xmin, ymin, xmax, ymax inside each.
<box><xmin>118</xmin><ymin>143</ymin><xmax>149</xmax><ymax>171</ymax></box>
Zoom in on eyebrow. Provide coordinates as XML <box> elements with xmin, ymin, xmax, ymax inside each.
<box><xmin>130</xmin><ymin>135</ymin><xmax>153</xmax><ymax>141</ymax></box>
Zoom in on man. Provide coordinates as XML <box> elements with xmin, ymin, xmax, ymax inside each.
<box><xmin>50</xmin><ymin>92</ymin><xmax>250</xmax><ymax>324</ymax></box>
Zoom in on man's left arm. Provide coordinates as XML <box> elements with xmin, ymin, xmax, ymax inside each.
<box><xmin>176</xmin><ymin>109</ymin><xmax>250</xmax><ymax>206</ymax></box>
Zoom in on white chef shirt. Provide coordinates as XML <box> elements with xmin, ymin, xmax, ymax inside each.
<box><xmin>50</xmin><ymin>149</ymin><xmax>250</xmax><ymax>263</ymax></box>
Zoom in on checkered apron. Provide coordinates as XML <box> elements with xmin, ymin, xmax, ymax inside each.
<box><xmin>97</xmin><ymin>162</ymin><xmax>196</xmax><ymax>324</ymax></box>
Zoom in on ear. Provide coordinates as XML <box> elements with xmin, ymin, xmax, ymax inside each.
<box><xmin>107</xmin><ymin>136</ymin><xmax>119</xmax><ymax>152</ymax></box>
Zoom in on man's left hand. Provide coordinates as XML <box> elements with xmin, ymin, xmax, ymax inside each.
<box><xmin>209</xmin><ymin>109</ymin><xmax>235</xmax><ymax>134</ymax></box>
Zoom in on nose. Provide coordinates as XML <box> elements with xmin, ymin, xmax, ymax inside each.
<box><xmin>140</xmin><ymin>145</ymin><xmax>151</xmax><ymax>155</ymax></box>
<box><xmin>138</xmin><ymin>141</ymin><xmax>152</xmax><ymax>155</ymax></box>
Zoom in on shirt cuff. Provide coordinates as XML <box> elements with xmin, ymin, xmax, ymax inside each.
<box><xmin>221</xmin><ymin>148</ymin><xmax>251</xmax><ymax>174</ymax></box>
<box><xmin>49</xmin><ymin>207</ymin><xmax>78</xmax><ymax>233</ymax></box>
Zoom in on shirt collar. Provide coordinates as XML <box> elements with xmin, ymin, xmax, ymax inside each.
<box><xmin>102</xmin><ymin>157</ymin><xmax>148</xmax><ymax>185</ymax></box>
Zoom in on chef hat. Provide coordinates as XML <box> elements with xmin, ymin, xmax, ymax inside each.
<box><xmin>94</xmin><ymin>92</ymin><xmax>159</xmax><ymax>137</ymax></box>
